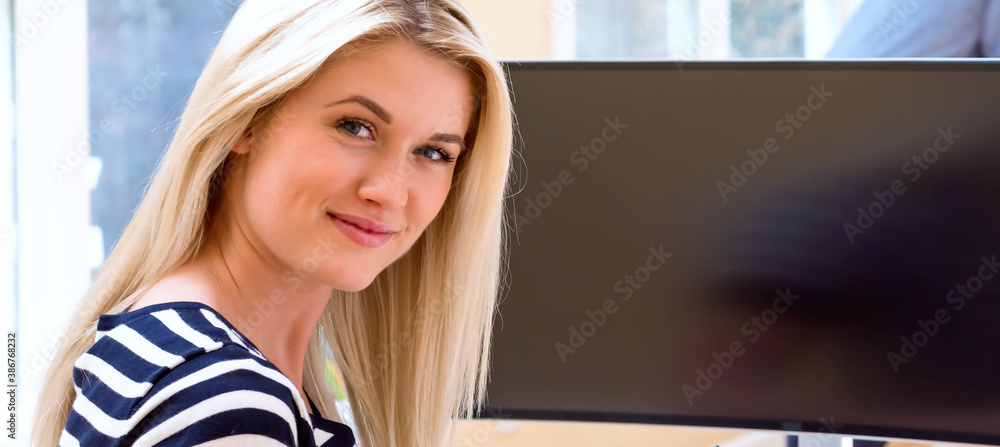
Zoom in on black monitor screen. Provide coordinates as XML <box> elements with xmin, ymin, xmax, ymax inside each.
<box><xmin>487</xmin><ymin>61</ymin><xmax>1000</xmax><ymax>445</ymax></box>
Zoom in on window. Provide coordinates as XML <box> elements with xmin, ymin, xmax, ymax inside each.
<box><xmin>551</xmin><ymin>0</ymin><xmax>865</xmax><ymax>59</ymax></box>
<box><xmin>87</xmin><ymin>0</ymin><xmax>242</xmax><ymax>261</ymax></box>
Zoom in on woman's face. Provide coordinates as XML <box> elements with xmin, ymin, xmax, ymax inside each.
<box><xmin>228</xmin><ymin>39</ymin><xmax>475</xmax><ymax>292</ymax></box>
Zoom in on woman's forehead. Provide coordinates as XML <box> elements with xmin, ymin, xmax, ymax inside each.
<box><xmin>292</xmin><ymin>42</ymin><xmax>477</xmax><ymax>123</ymax></box>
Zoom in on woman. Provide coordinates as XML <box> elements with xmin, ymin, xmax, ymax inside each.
<box><xmin>32</xmin><ymin>0</ymin><xmax>514</xmax><ymax>446</ymax></box>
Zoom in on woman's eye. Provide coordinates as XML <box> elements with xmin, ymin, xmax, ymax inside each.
<box><xmin>337</xmin><ymin>118</ymin><xmax>374</xmax><ymax>139</ymax></box>
<box><xmin>416</xmin><ymin>146</ymin><xmax>456</xmax><ymax>164</ymax></box>
<box><xmin>337</xmin><ymin>118</ymin><xmax>455</xmax><ymax>164</ymax></box>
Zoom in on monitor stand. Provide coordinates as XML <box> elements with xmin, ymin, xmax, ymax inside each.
<box><xmin>790</xmin><ymin>433</ymin><xmax>855</xmax><ymax>447</ymax></box>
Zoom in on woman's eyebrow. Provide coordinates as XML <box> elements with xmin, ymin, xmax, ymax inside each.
<box><xmin>329</xmin><ymin>94</ymin><xmax>467</xmax><ymax>152</ymax></box>
<box><xmin>328</xmin><ymin>95</ymin><xmax>393</xmax><ymax>124</ymax></box>
<box><xmin>430</xmin><ymin>133</ymin><xmax>467</xmax><ymax>153</ymax></box>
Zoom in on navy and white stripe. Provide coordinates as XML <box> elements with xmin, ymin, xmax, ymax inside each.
<box><xmin>61</xmin><ymin>301</ymin><xmax>355</xmax><ymax>447</ymax></box>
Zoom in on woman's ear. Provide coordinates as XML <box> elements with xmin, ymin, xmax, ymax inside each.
<box><xmin>232</xmin><ymin>130</ymin><xmax>253</xmax><ymax>155</ymax></box>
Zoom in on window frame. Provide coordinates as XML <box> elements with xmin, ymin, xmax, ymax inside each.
<box><xmin>11</xmin><ymin>0</ymin><xmax>93</xmax><ymax>440</ymax></box>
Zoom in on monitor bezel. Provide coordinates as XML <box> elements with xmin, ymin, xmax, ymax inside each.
<box><xmin>490</xmin><ymin>59</ymin><xmax>1000</xmax><ymax>447</ymax></box>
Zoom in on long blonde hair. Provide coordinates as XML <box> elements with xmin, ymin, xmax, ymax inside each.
<box><xmin>32</xmin><ymin>1</ymin><xmax>514</xmax><ymax>446</ymax></box>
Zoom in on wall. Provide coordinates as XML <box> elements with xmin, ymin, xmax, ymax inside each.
<box><xmin>459</xmin><ymin>0</ymin><xmax>552</xmax><ymax>59</ymax></box>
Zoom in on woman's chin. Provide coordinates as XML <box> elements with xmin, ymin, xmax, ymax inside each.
<box><xmin>331</xmin><ymin>274</ymin><xmax>379</xmax><ymax>294</ymax></box>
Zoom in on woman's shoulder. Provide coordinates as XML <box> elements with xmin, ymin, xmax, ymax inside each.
<box><xmin>88</xmin><ymin>299</ymin><xmax>269</xmax><ymax>367</ymax></box>
<box><xmin>75</xmin><ymin>301</ymin><xmax>278</xmax><ymax>404</ymax></box>
<box><xmin>63</xmin><ymin>301</ymin><xmax>327</xmax><ymax>445</ymax></box>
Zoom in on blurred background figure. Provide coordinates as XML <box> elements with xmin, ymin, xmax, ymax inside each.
<box><xmin>828</xmin><ymin>0</ymin><xmax>1000</xmax><ymax>57</ymax></box>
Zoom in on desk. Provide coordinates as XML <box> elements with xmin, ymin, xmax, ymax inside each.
<box><xmin>447</xmin><ymin>420</ymin><xmax>984</xmax><ymax>447</ymax></box>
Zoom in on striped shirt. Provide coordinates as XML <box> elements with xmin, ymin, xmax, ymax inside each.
<box><xmin>61</xmin><ymin>301</ymin><xmax>355</xmax><ymax>446</ymax></box>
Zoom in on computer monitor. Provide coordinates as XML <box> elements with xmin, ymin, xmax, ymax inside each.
<box><xmin>485</xmin><ymin>60</ymin><xmax>1000</xmax><ymax>445</ymax></box>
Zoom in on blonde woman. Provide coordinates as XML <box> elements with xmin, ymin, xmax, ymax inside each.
<box><xmin>32</xmin><ymin>0</ymin><xmax>514</xmax><ymax>446</ymax></box>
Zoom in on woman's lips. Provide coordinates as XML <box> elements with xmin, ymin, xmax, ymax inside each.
<box><xmin>327</xmin><ymin>213</ymin><xmax>393</xmax><ymax>248</ymax></box>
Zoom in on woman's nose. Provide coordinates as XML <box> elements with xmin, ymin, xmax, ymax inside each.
<box><xmin>358</xmin><ymin>152</ymin><xmax>410</xmax><ymax>209</ymax></box>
